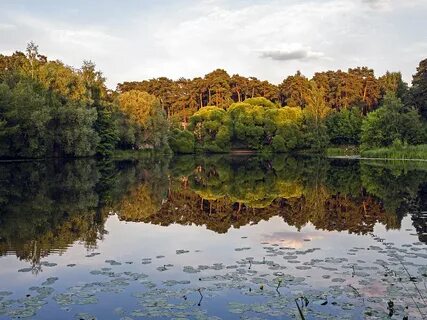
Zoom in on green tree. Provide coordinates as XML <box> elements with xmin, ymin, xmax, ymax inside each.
<box><xmin>378</xmin><ymin>71</ymin><xmax>408</xmax><ymax>101</ymax></box>
<box><xmin>52</xmin><ymin>100</ymin><xmax>99</xmax><ymax>157</ymax></box>
<box><xmin>204</xmin><ymin>69</ymin><xmax>233</xmax><ymax>109</ymax></box>
<box><xmin>169</xmin><ymin>129</ymin><xmax>195</xmax><ymax>154</ymax></box>
<box><xmin>0</xmin><ymin>80</ymin><xmax>52</xmax><ymax>158</ymax></box>
<box><xmin>361</xmin><ymin>92</ymin><xmax>425</xmax><ymax>149</ymax></box>
<box><xmin>118</xmin><ymin>90</ymin><xmax>169</xmax><ymax>150</ymax></box>
<box><xmin>301</xmin><ymin>81</ymin><xmax>330</xmax><ymax>151</ymax></box>
<box><xmin>410</xmin><ymin>58</ymin><xmax>427</xmax><ymax>120</ymax></box>
<box><xmin>279</xmin><ymin>71</ymin><xmax>310</xmax><ymax>108</ymax></box>
<box><xmin>94</xmin><ymin>104</ymin><xmax>119</xmax><ymax>157</ymax></box>
<box><xmin>326</xmin><ymin>108</ymin><xmax>362</xmax><ymax>145</ymax></box>
<box><xmin>188</xmin><ymin>106</ymin><xmax>231</xmax><ymax>152</ymax></box>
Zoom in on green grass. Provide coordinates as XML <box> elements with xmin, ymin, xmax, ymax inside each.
<box><xmin>326</xmin><ymin>146</ymin><xmax>359</xmax><ymax>157</ymax></box>
<box><xmin>111</xmin><ymin>149</ymin><xmax>170</xmax><ymax>160</ymax></box>
<box><xmin>361</xmin><ymin>144</ymin><xmax>427</xmax><ymax>160</ymax></box>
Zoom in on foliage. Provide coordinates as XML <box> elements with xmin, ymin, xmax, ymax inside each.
<box><xmin>169</xmin><ymin>128</ymin><xmax>195</xmax><ymax>154</ymax></box>
<box><xmin>187</xmin><ymin>98</ymin><xmax>325</xmax><ymax>153</ymax></box>
<box><xmin>279</xmin><ymin>71</ymin><xmax>310</xmax><ymax>108</ymax></box>
<box><xmin>243</xmin><ymin>97</ymin><xmax>277</xmax><ymax>109</ymax></box>
<box><xmin>0</xmin><ymin>44</ymin><xmax>426</xmax><ymax>159</ymax></box>
<box><xmin>361</xmin><ymin>92</ymin><xmax>426</xmax><ymax>149</ymax></box>
<box><xmin>188</xmin><ymin>106</ymin><xmax>232</xmax><ymax>152</ymax></box>
<box><xmin>0</xmin><ymin>45</ymin><xmax>171</xmax><ymax>159</ymax></box>
<box><xmin>378</xmin><ymin>71</ymin><xmax>408</xmax><ymax>101</ymax></box>
<box><xmin>300</xmin><ymin>115</ymin><xmax>329</xmax><ymax>152</ymax></box>
<box><xmin>117</xmin><ymin>90</ymin><xmax>169</xmax><ymax>150</ymax></box>
<box><xmin>361</xmin><ymin>142</ymin><xmax>427</xmax><ymax>160</ymax></box>
<box><xmin>94</xmin><ymin>104</ymin><xmax>120</xmax><ymax>157</ymax></box>
<box><xmin>117</xmin><ymin>65</ymin><xmax>409</xmax><ymax>123</ymax></box>
<box><xmin>299</xmin><ymin>82</ymin><xmax>330</xmax><ymax>152</ymax></box>
<box><xmin>410</xmin><ymin>58</ymin><xmax>427</xmax><ymax>120</ymax></box>
<box><xmin>326</xmin><ymin>108</ymin><xmax>363</xmax><ymax>145</ymax></box>
<box><xmin>0</xmin><ymin>80</ymin><xmax>52</xmax><ymax>158</ymax></box>
<box><xmin>313</xmin><ymin>67</ymin><xmax>382</xmax><ymax>113</ymax></box>
<box><xmin>52</xmin><ymin>100</ymin><xmax>100</xmax><ymax>157</ymax></box>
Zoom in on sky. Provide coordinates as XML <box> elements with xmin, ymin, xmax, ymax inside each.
<box><xmin>0</xmin><ymin>0</ymin><xmax>426</xmax><ymax>88</ymax></box>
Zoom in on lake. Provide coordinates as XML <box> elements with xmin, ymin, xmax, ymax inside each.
<box><xmin>0</xmin><ymin>155</ymin><xmax>426</xmax><ymax>319</ymax></box>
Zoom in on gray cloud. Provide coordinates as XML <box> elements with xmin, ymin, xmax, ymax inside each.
<box><xmin>260</xmin><ymin>48</ymin><xmax>324</xmax><ymax>61</ymax></box>
<box><xmin>361</xmin><ymin>0</ymin><xmax>391</xmax><ymax>9</ymax></box>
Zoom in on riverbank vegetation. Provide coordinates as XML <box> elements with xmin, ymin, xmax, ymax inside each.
<box><xmin>361</xmin><ymin>143</ymin><xmax>427</xmax><ymax>160</ymax></box>
<box><xmin>1</xmin><ymin>43</ymin><xmax>426</xmax><ymax>159</ymax></box>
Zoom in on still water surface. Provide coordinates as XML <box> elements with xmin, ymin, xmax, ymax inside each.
<box><xmin>0</xmin><ymin>155</ymin><xmax>426</xmax><ymax>319</ymax></box>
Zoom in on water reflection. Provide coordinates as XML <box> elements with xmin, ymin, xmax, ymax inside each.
<box><xmin>0</xmin><ymin>155</ymin><xmax>426</xmax><ymax>266</ymax></box>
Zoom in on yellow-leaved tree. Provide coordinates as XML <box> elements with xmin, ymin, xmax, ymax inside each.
<box><xmin>118</xmin><ymin>90</ymin><xmax>158</xmax><ymax>126</ymax></box>
<box><xmin>118</xmin><ymin>90</ymin><xmax>169</xmax><ymax>149</ymax></box>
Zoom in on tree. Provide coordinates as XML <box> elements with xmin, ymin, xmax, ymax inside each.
<box><xmin>272</xmin><ymin>135</ymin><xmax>287</xmax><ymax>152</ymax></box>
<box><xmin>81</xmin><ymin>60</ymin><xmax>107</xmax><ymax>103</ymax></box>
<box><xmin>204</xmin><ymin>69</ymin><xmax>232</xmax><ymax>109</ymax></box>
<box><xmin>52</xmin><ymin>100</ymin><xmax>100</xmax><ymax>157</ymax></box>
<box><xmin>169</xmin><ymin>129</ymin><xmax>195</xmax><ymax>154</ymax></box>
<box><xmin>410</xmin><ymin>58</ymin><xmax>427</xmax><ymax>120</ymax></box>
<box><xmin>361</xmin><ymin>92</ymin><xmax>425</xmax><ymax>149</ymax></box>
<box><xmin>326</xmin><ymin>108</ymin><xmax>362</xmax><ymax>145</ymax></box>
<box><xmin>302</xmin><ymin>81</ymin><xmax>331</xmax><ymax>151</ymax></box>
<box><xmin>348</xmin><ymin>67</ymin><xmax>381</xmax><ymax>114</ymax></box>
<box><xmin>94</xmin><ymin>103</ymin><xmax>119</xmax><ymax>157</ymax></box>
<box><xmin>279</xmin><ymin>71</ymin><xmax>310</xmax><ymax>107</ymax></box>
<box><xmin>378</xmin><ymin>71</ymin><xmax>408</xmax><ymax>101</ymax></box>
<box><xmin>244</xmin><ymin>97</ymin><xmax>277</xmax><ymax>109</ymax></box>
<box><xmin>118</xmin><ymin>90</ymin><xmax>159</xmax><ymax>125</ymax></box>
<box><xmin>26</xmin><ymin>41</ymin><xmax>39</xmax><ymax>79</ymax></box>
<box><xmin>37</xmin><ymin>60</ymin><xmax>87</xmax><ymax>102</ymax></box>
<box><xmin>188</xmin><ymin>106</ymin><xmax>231</xmax><ymax>152</ymax></box>
<box><xmin>118</xmin><ymin>90</ymin><xmax>169</xmax><ymax>149</ymax></box>
<box><xmin>230</xmin><ymin>74</ymin><xmax>247</xmax><ymax>102</ymax></box>
<box><xmin>304</xmin><ymin>81</ymin><xmax>331</xmax><ymax>122</ymax></box>
<box><xmin>228</xmin><ymin>102</ymin><xmax>266</xmax><ymax>150</ymax></box>
<box><xmin>0</xmin><ymin>80</ymin><xmax>52</xmax><ymax>158</ymax></box>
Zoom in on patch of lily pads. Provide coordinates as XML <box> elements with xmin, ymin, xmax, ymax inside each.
<box><xmin>2</xmin><ymin>233</ymin><xmax>427</xmax><ymax>319</ymax></box>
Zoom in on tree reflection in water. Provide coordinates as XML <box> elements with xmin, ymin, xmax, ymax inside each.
<box><xmin>0</xmin><ymin>155</ymin><xmax>426</xmax><ymax>265</ymax></box>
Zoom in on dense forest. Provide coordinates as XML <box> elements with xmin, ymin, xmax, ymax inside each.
<box><xmin>1</xmin><ymin>43</ymin><xmax>426</xmax><ymax>158</ymax></box>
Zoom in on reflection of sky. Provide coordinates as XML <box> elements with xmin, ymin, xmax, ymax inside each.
<box><xmin>0</xmin><ymin>215</ymin><xmax>422</xmax><ymax>294</ymax></box>
<box><xmin>261</xmin><ymin>228</ymin><xmax>325</xmax><ymax>249</ymax></box>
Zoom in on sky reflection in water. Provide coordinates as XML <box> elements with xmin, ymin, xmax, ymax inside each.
<box><xmin>0</xmin><ymin>155</ymin><xmax>426</xmax><ymax>319</ymax></box>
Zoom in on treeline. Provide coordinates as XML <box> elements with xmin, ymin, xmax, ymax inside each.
<box><xmin>117</xmin><ymin>65</ymin><xmax>425</xmax><ymax>121</ymax></box>
<box><xmin>0</xmin><ymin>43</ymin><xmax>169</xmax><ymax>159</ymax></box>
<box><xmin>119</xmin><ymin>57</ymin><xmax>427</xmax><ymax>154</ymax></box>
<box><xmin>1</xmin><ymin>43</ymin><xmax>426</xmax><ymax>158</ymax></box>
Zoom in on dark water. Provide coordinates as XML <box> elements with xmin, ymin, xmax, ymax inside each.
<box><xmin>0</xmin><ymin>155</ymin><xmax>426</xmax><ymax>319</ymax></box>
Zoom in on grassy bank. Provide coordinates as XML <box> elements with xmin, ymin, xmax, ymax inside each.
<box><xmin>326</xmin><ymin>146</ymin><xmax>359</xmax><ymax>157</ymax></box>
<box><xmin>361</xmin><ymin>144</ymin><xmax>427</xmax><ymax>160</ymax></box>
<box><xmin>111</xmin><ymin>149</ymin><xmax>171</xmax><ymax>160</ymax></box>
